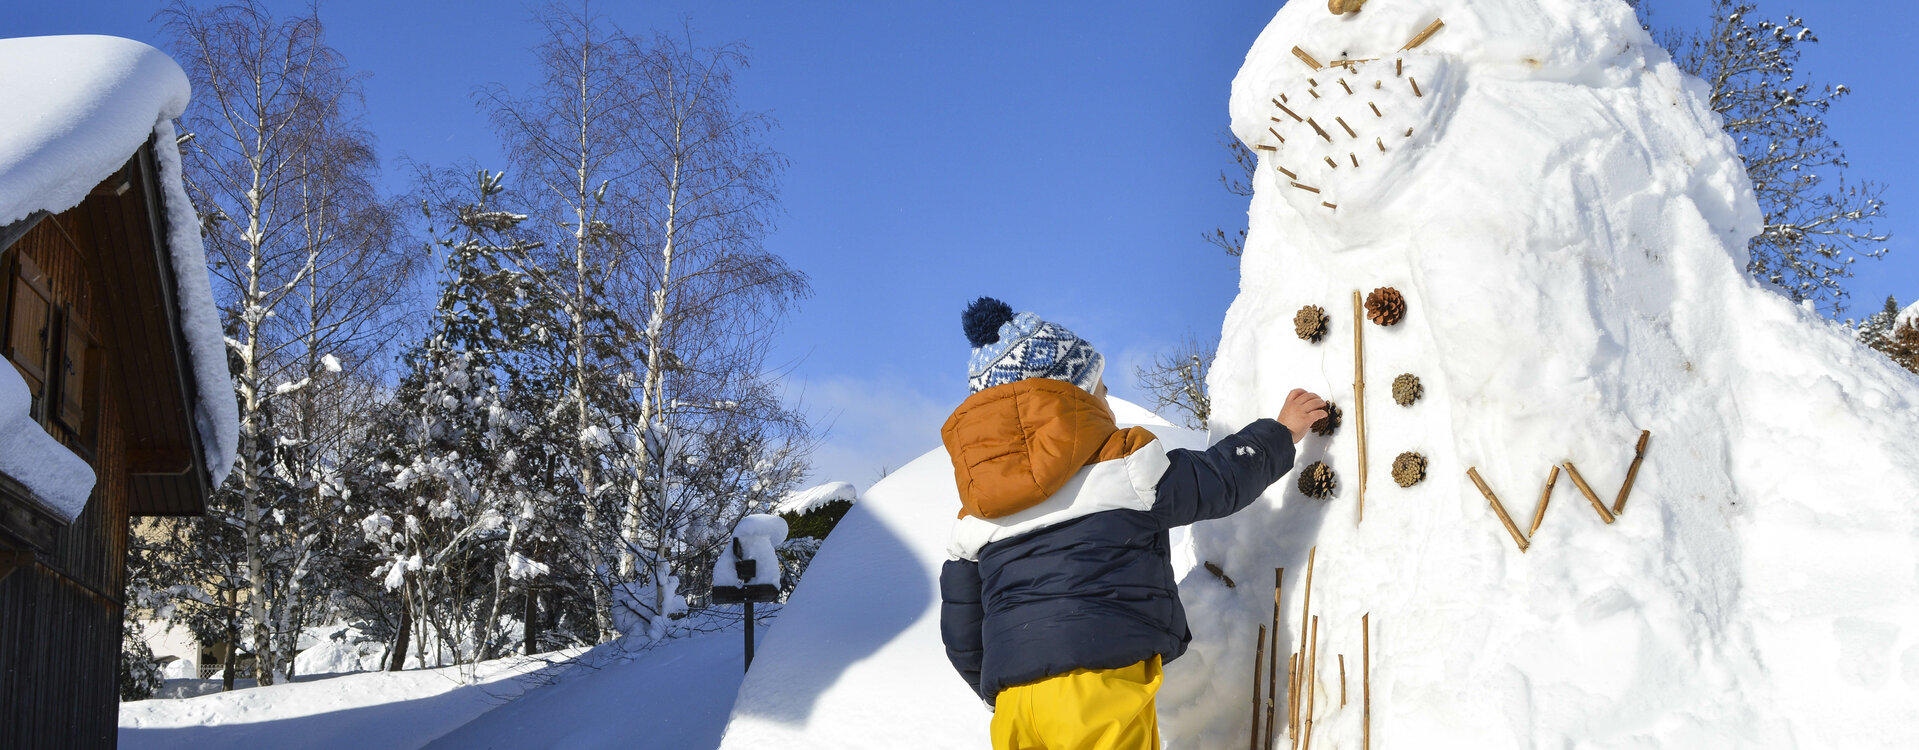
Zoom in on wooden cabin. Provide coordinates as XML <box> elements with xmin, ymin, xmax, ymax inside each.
<box><xmin>0</xmin><ymin>35</ymin><xmax>234</xmax><ymax>750</ymax></box>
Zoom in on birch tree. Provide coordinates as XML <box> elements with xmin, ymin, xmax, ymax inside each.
<box><xmin>160</xmin><ymin>0</ymin><xmax>410</xmax><ymax>684</ymax></box>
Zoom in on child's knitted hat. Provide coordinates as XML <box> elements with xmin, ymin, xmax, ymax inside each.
<box><xmin>961</xmin><ymin>297</ymin><xmax>1105</xmax><ymax>394</ymax></box>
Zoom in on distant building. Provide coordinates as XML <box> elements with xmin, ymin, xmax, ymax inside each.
<box><xmin>0</xmin><ymin>35</ymin><xmax>238</xmax><ymax>749</ymax></box>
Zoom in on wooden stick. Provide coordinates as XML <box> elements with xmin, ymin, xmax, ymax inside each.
<box><xmin>1309</xmin><ymin>78</ymin><xmax>1320</xmax><ymax>87</ymax></box>
<box><xmin>1291</xmin><ymin>182</ymin><xmax>1321</xmax><ymax>194</ymax></box>
<box><xmin>1310</xmin><ymin>115</ymin><xmax>1338</xmax><ymax>143</ymax></box>
<box><xmin>1309</xmin><ymin>89</ymin><xmax>1321</xmax><ymax>99</ymax></box>
<box><xmin>1275</xmin><ymin>101</ymin><xmax>1304</xmax><ymax>122</ymax></box>
<box><xmin>1467</xmin><ymin>467</ymin><xmax>1530</xmax><ymax>552</ymax></box>
<box><xmin>1303</xmin><ymin>615</ymin><xmax>1320</xmax><ymax>749</ymax></box>
<box><xmin>1270</xmin><ymin>127</ymin><xmax>1287</xmax><ymax>143</ymax></box>
<box><xmin>1395</xmin><ymin>58</ymin><xmax>1403</xmax><ymax>77</ymax></box>
<box><xmin>1369</xmin><ymin>102</ymin><xmax>1382</xmax><ymax>117</ymax></box>
<box><xmin>1349</xmin><ymin>153</ymin><xmax>1359</xmax><ymax>168</ymax></box>
<box><xmin>1339</xmin><ymin>654</ymin><xmax>1348</xmax><ymax>707</ymax></box>
<box><xmin>1266</xmin><ymin>568</ymin><xmax>1282</xmax><ymax>750</ymax></box>
<box><xmin>1339</xmin><ymin>79</ymin><xmax>1353</xmax><ymax>94</ymax></box>
<box><xmin>1405</xmin><ymin>127</ymin><xmax>1414</xmax><ymax>137</ymax></box>
<box><xmin>1294</xmin><ymin>46</ymin><xmax>1325</xmax><ymax>70</ymax></box>
<box><xmin>1362</xmin><ymin>613</ymin><xmax>1371</xmax><ymax>750</ymax></box>
<box><xmin>1528</xmin><ymin>464</ymin><xmax>1560</xmax><ymax>538</ymax></box>
<box><xmin>1277</xmin><ymin>165</ymin><xmax>1298</xmax><ymax>179</ymax></box>
<box><xmin>1410</xmin><ymin>77</ymin><xmax>1423</xmax><ymax>97</ymax></box>
<box><xmin>1612</xmin><ymin>431</ymin><xmax>1651</xmax><ymax>515</ymax></box>
<box><xmin>1325</xmin><ymin>156</ymin><xmax>1340</xmax><ymax>169</ymax></box>
<box><xmin>1207</xmin><ymin>561</ymin><xmax>1238</xmax><ymax>588</ymax></box>
<box><xmin>1294</xmin><ymin>547</ymin><xmax>1316</xmax><ymax>742</ymax></box>
<box><xmin>1335</xmin><ymin>116</ymin><xmax>1358</xmax><ymax>138</ymax></box>
<box><xmin>1353</xmin><ymin>291</ymin><xmax>1368</xmax><ymax>522</ymax></box>
<box><xmin>1322</xmin><ymin>202</ymin><xmax>1339</xmax><ymax>210</ymax></box>
<box><xmin>1376</xmin><ymin>137</ymin><xmax>1386</xmax><ymax>153</ymax></box>
<box><xmin>1252</xmin><ymin>623</ymin><xmax>1267</xmax><ymax>750</ymax></box>
<box><xmin>1562</xmin><ymin>461</ymin><xmax>1616</xmax><ymax>525</ymax></box>
<box><xmin>1401</xmin><ymin>18</ymin><xmax>1446</xmax><ymax>50</ymax></box>
<box><xmin>1256</xmin><ymin>145</ymin><xmax>1279</xmax><ymax>152</ymax></box>
<box><xmin>1287</xmin><ymin>652</ymin><xmax>1299</xmax><ymax>740</ymax></box>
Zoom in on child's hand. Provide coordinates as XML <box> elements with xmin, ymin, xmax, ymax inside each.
<box><xmin>1276</xmin><ymin>388</ymin><xmax>1329</xmax><ymax>444</ymax></box>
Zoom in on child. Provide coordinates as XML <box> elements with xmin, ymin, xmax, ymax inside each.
<box><xmin>939</xmin><ymin>297</ymin><xmax>1327</xmax><ymax>750</ymax></box>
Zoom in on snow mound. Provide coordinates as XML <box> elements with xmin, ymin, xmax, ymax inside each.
<box><xmin>0</xmin><ymin>35</ymin><xmax>239</xmax><ymax>489</ymax></box>
<box><xmin>0</xmin><ymin>344</ymin><xmax>95</xmax><ymax>520</ymax></box>
<box><xmin>1161</xmin><ymin>0</ymin><xmax>1919</xmax><ymax>747</ymax></box>
<box><xmin>1899</xmin><ymin>300</ymin><xmax>1919</xmax><ymax>329</ymax></box>
<box><xmin>775</xmin><ymin>481</ymin><xmax>858</xmax><ymax>516</ymax></box>
<box><xmin>719</xmin><ymin>413</ymin><xmax>1204</xmax><ymax>749</ymax></box>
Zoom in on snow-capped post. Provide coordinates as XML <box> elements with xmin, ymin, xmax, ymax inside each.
<box><xmin>711</xmin><ymin>513</ymin><xmax>786</xmax><ymax>670</ymax></box>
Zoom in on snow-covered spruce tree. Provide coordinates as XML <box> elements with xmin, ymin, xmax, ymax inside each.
<box><xmin>159</xmin><ymin>0</ymin><xmax>411</xmax><ymax>684</ymax></box>
<box><xmin>1885</xmin><ymin>322</ymin><xmax>1919</xmax><ymax>375</ymax></box>
<box><xmin>1655</xmin><ymin>0</ymin><xmax>1890</xmax><ymax>315</ymax></box>
<box><xmin>1855</xmin><ymin>295</ymin><xmax>1901</xmax><ymax>351</ymax></box>
<box><xmin>363</xmin><ymin>171</ymin><xmax>563</xmax><ymax>668</ymax></box>
<box><xmin>480</xmin><ymin>3</ymin><xmax>650</xmax><ymax>644</ymax></box>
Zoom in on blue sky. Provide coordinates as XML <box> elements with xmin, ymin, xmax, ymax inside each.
<box><xmin>14</xmin><ymin>1</ymin><xmax>1915</xmax><ymax>491</ymax></box>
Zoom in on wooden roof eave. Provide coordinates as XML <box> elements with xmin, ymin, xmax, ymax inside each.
<box><xmin>129</xmin><ymin>139</ymin><xmax>212</xmax><ymax>515</ymax></box>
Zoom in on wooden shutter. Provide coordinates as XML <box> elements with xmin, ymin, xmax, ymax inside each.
<box><xmin>5</xmin><ymin>255</ymin><xmax>53</xmax><ymax>412</ymax></box>
<box><xmin>56</xmin><ymin>307</ymin><xmax>93</xmax><ymax>434</ymax></box>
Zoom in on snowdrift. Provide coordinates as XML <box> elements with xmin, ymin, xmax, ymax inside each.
<box><xmin>717</xmin><ymin>400</ymin><xmax>1191</xmax><ymax>749</ymax></box>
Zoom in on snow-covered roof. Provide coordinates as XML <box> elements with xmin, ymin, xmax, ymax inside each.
<box><xmin>0</xmin><ymin>35</ymin><xmax>239</xmax><ymax>518</ymax></box>
<box><xmin>774</xmin><ymin>481</ymin><xmax>858</xmax><ymax>516</ymax></box>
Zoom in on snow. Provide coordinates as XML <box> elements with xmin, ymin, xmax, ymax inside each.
<box><xmin>718</xmin><ymin>406</ymin><xmax>1200</xmax><ymax>749</ymax></box>
<box><xmin>774</xmin><ymin>481</ymin><xmax>858</xmax><ymax>516</ymax></box>
<box><xmin>121</xmin><ymin>631</ymin><xmax>752</xmax><ymax>750</ymax></box>
<box><xmin>0</xmin><ymin>36</ymin><xmax>238</xmax><ymax>488</ymax></box>
<box><xmin>714</xmin><ymin>514</ymin><xmax>787</xmax><ymax>588</ymax></box>
<box><xmin>1170</xmin><ymin>0</ymin><xmax>1919</xmax><ymax>746</ymax></box>
<box><xmin>0</xmin><ymin>359</ymin><xmax>96</xmax><ymax>521</ymax></box>
<box><xmin>1899</xmin><ymin>300</ymin><xmax>1919</xmax><ymax>329</ymax></box>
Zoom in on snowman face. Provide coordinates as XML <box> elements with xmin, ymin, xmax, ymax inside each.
<box><xmin>1250</xmin><ymin>13</ymin><xmax>1457</xmax><ymax>225</ymax></box>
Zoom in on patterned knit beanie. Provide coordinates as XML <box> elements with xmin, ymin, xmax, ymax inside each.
<box><xmin>961</xmin><ymin>297</ymin><xmax>1105</xmax><ymax>394</ymax></box>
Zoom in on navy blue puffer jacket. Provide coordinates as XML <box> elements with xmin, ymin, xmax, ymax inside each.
<box><xmin>937</xmin><ymin>381</ymin><xmax>1296</xmax><ymax>705</ymax></box>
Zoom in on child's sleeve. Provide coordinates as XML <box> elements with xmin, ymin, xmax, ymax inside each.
<box><xmin>939</xmin><ymin>558</ymin><xmax>987</xmax><ymax>700</ymax></box>
<box><xmin>1149</xmin><ymin>417</ymin><xmax>1297</xmax><ymax>529</ymax></box>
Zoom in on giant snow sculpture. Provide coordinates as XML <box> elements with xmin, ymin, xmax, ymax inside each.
<box><xmin>1160</xmin><ymin>1</ymin><xmax>1919</xmax><ymax>747</ymax></box>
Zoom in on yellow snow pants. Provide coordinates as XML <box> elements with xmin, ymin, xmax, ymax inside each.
<box><xmin>990</xmin><ymin>655</ymin><xmax>1162</xmax><ymax>750</ymax></box>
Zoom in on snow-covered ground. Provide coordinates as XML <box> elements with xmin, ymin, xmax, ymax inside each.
<box><xmin>120</xmin><ymin>631</ymin><xmax>754</xmax><ymax>750</ymax></box>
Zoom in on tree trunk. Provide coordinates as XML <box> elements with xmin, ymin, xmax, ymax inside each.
<box><xmin>389</xmin><ymin>587</ymin><xmax>411</xmax><ymax>672</ymax></box>
<box><xmin>523</xmin><ymin>587</ymin><xmax>539</xmax><ymax>656</ymax></box>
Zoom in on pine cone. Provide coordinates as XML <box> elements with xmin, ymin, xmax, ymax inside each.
<box><xmin>1365</xmin><ymin>287</ymin><xmax>1406</xmax><ymax>326</ymax></box>
<box><xmin>1391</xmin><ymin>451</ymin><xmax>1427</xmax><ymax>488</ymax></box>
<box><xmin>1298</xmin><ymin>461</ymin><xmax>1337</xmax><ymax>499</ymax></box>
<box><xmin>1310</xmin><ymin>400</ymin><xmax>1341</xmax><ymax>436</ymax></box>
<box><xmin>1295</xmin><ymin>305</ymin><xmax>1328</xmax><ymax>343</ymax></box>
<box><xmin>1392</xmin><ymin>373</ymin><xmax>1423</xmax><ymax>406</ymax></box>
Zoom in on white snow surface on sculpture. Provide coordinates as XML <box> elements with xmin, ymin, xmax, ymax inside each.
<box><xmin>0</xmin><ymin>35</ymin><xmax>239</xmax><ymax>486</ymax></box>
<box><xmin>1167</xmin><ymin>0</ymin><xmax>1919</xmax><ymax>747</ymax></box>
<box><xmin>774</xmin><ymin>481</ymin><xmax>858</xmax><ymax>516</ymax></box>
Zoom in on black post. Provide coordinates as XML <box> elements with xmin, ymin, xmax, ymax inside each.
<box><xmin>744</xmin><ymin>601</ymin><xmax>755</xmax><ymax>671</ymax></box>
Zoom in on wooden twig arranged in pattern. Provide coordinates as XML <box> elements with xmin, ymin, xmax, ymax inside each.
<box><xmin>1294</xmin><ymin>46</ymin><xmax>1325</xmax><ymax>70</ymax></box>
<box><xmin>1335</xmin><ymin>117</ymin><xmax>1358</xmax><ymax>138</ymax></box>
<box><xmin>1303</xmin><ymin>615</ymin><xmax>1320</xmax><ymax>749</ymax></box>
<box><xmin>1467</xmin><ymin>467</ymin><xmax>1530</xmax><ymax>552</ymax></box>
<box><xmin>1292</xmin><ymin>547</ymin><xmax>1317</xmax><ymax>744</ymax></box>
<box><xmin>1612</xmin><ymin>431</ymin><xmax>1651</xmax><ymax>515</ymax></box>
<box><xmin>1529</xmin><ymin>465</ymin><xmax>1560</xmax><ymax>538</ymax></box>
<box><xmin>1265</xmin><ymin>569</ymin><xmax>1282</xmax><ymax>750</ymax></box>
<box><xmin>1362</xmin><ymin>614</ymin><xmax>1371</xmax><ymax>750</ymax></box>
<box><xmin>1561</xmin><ymin>461</ymin><xmax>1615</xmax><ymax>525</ymax></box>
<box><xmin>1401</xmin><ymin>18</ymin><xmax>1446</xmax><ymax>50</ymax></box>
<box><xmin>1338</xmin><ymin>654</ymin><xmax>1348</xmax><ymax>707</ymax></box>
<box><xmin>1307</xmin><ymin>118</ymin><xmax>1333</xmax><ymax>143</ymax></box>
<box><xmin>1354</xmin><ymin>292</ymin><xmax>1369</xmax><ymax>522</ymax></box>
<box><xmin>1251</xmin><ymin>623</ymin><xmax>1267</xmax><ymax>750</ymax></box>
<box><xmin>1274</xmin><ymin>100</ymin><xmax>1304</xmax><ymax>122</ymax></box>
